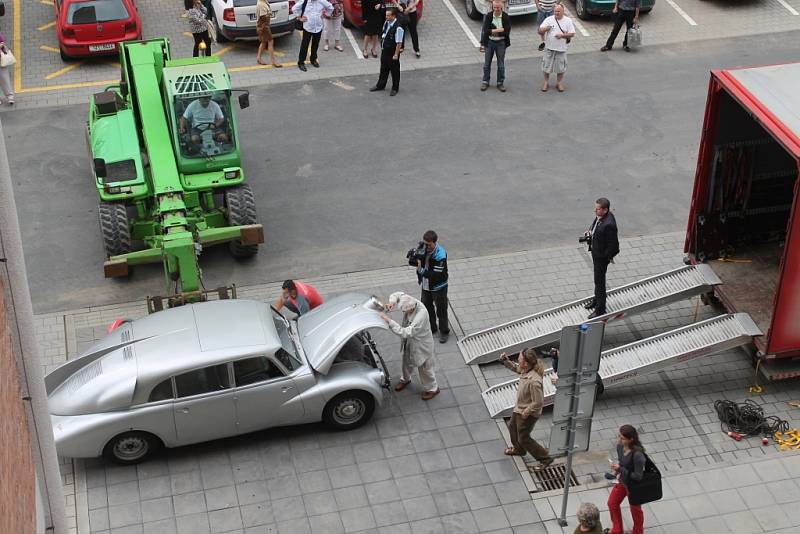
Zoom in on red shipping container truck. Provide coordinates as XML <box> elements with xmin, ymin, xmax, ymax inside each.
<box><xmin>685</xmin><ymin>62</ymin><xmax>800</xmax><ymax>380</ymax></box>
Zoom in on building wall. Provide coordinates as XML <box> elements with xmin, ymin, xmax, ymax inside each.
<box><xmin>0</xmin><ymin>279</ymin><xmax>37</xmax><ymax>534</ymax></box>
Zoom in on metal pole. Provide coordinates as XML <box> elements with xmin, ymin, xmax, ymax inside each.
<box><xmin>557</xmin><ymin>325</ymin><xmax>587</xmax><ymax>527</ymax></box>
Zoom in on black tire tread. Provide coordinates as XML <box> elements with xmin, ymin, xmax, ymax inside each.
<box><xmin>225</xmin><ymin>184</ymin><xmax>259</xmax><ymax>258</ymax></box>
<box><xmin>102</xmin><ymin>431</ymin><xmax>162</xmax><ymax>465</ymax></box>
<box><xmin>322</xmin><ymin>390</ymin><xmax>376</xmax><ymax>431</ymax></box>
<box><xmin>98</xmin><ymin>202</ymin><xmax>132</xmax><ymax>259</ymax></box>
<box><xmin>465</xmin><ymin>0</ymin><xmax>482</xmax><ymax>20</ymax></box>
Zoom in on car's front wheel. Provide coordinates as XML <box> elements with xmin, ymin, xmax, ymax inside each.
<box><xmin>575</xmin><ymin>0</ymin><xmax>590</xmax><ymax>20</ymax></box>
<box><xmin>103</xmin><ymin>431</ymin><xmax>162</xmax><ymax>465</ymax></box>
<box><xmin>465</xmin><ymin>0</ymin><xmax>481</xmax><ymax>20</ymax></box>
<box><xmin>323</xmin><ymin>391</ymin><xmax>375</xmax><ymax>430</ymax></box>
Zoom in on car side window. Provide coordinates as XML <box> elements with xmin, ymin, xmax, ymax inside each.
<box><xmin>275</xmin><ymin>348</ymin><xmax>301</xmax><ymax>372</ymax></box>
<box><xmin>233</xmin><ymin>356</ymin><xmax>284</xmax><ymax>387</ymax></box>
<box><xmin>175</xmin><ymin>364</ymin><xmax>231</xmax><ymax>398</ymax></box>
<box><xmin>148</xmin><ymin>378</ymin><xmax>174</xmax><ymax>402</ymax></box>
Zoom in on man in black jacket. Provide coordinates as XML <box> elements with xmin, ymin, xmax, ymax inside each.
<box><xmin>417</xmin><ymin>230</ymin><xmax>450</xmax><ymax>343</ymax></box>
<box><xmin>479</xmin><ymin>0</ymin><xmax>511</xmax><ymax>92</ymax></box>
<box><xmin>584</xmin><ymin>197</ymin><xmax>619</xmax><ymax>319</ymax></box>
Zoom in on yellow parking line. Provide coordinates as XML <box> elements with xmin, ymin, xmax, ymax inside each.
<box><xmin>45</xmin><ymin>62</ymin><xmax>83</xmax><ymax>80</ymax></box>
<box><xmin>228</xmin><ymin>60</ymin><xmax>298</xmax><ymax>73</ymax></box>
<box><xmin>40</xmin><ymin>45</ymin><xmax>61</xmax><ymax>53</ymax></box>
<box><xmin>17</xmin><ymin>79</ymin><xmax>117</xmax><ymax>94</ymax></box>
<box><xmin>212</xmin><ymin>45</ymin><xmax>236</xmax><ymax>58</ymax></box>
<box><xmin>38</xmin><ymin>21</ymin><xmax>57</xmax><ymax>31</ymax></box>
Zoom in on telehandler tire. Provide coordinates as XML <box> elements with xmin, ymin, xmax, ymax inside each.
<box><xmin>98</xmin><ymin>203</ymin><xmax>132</xmax><ymax>259</ymax></box>
<box><xmin>225</xmin><ymin>184</ymin><xmax>259</xmax><ymax>258</ymax></box>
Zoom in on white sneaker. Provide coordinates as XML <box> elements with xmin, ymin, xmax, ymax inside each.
<box><xmin>7</xmin><ymin>96</ymin><xmax>14</xmax><ymax>106</ymax></box>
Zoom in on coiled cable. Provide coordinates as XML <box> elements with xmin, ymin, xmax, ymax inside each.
<box><xmin>714</xmin><ymin>399</ymin><xmax>789</xmax><ymax>437</ymax></box>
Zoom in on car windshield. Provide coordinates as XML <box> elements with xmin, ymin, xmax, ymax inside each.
<box><xmin>271</xmin><ymin>311</ymin><xmax>302</xmax><ymax>371</ymax></box>
<box><xmin>68</xmin><ymin>0</ymin><xmax>129</xmax><ymax>24</ymax></box>
<box><xmin>175</xmin><ymin>92</ymin><xmax>236</xmax><ymax>159</ymax></box>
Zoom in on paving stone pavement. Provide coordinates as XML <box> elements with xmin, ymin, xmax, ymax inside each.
<box><xmin>3</xmin><ymin>0</ymin><xmax>800</xmax><ymax>109</ymax></box>
<box><xmin>34</xmin><ymin>230</ymin><xmax>800</xmax><ymax>533</ymax></box>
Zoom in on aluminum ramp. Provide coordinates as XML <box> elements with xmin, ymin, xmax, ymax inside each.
<box><xmin>481</xmin><ymin>313</ymin><xmax>762</xmax><ymax>419</ymax></box>
<box><xmin>459</xmin><ymin>264</ymin><xmax>722</xmax><ymax>365</ymax></box>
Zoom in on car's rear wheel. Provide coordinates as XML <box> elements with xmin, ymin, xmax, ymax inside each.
<box><xmin>103</xmin><ymin>431</ymin><xmax>162</xmax><ymax>465</ymax></box>
<box><xmin>214</xmin><ymin>15</ymin><xmax>228</xmax><ymax>43</ymax></box>
<box><xmin>465</xmin><ymin>0</ymin><xmax>481</xmax><ymax>20</ymax></box>
<box><xmin>98</xmin><ymin>202</ymin><xmax>132</xmax><ymax>259</ymax></box>
<box><xmin>60</xmin><ymin>48</ymin><xmax>71</xmax><ymax>62</ymax></box>
<box><xmin>323</xmin><ymin>391</ymin><xmax>375</xmax><ymax>430</ymax></box>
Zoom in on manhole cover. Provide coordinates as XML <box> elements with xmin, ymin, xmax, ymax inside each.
<box><xmin>530</xmin><ymin>463</ymin><xmax>579</xmax><ymax>492</ymax></box>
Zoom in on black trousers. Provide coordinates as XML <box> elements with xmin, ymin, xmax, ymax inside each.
<box><xmin>605</xmin><ymin>9</ymin><xmax>635</xmax><ymax>48</ymax></box>
<box><xmin>407</xmin><ymin>11</ymin><xmax>420</xmax><ymax>52</ymax></box>
<box><xmin>421</xmin><ymin>287</ymin><xmax>449</xmax><ymax>335</ymax></box>
<box><xmin>299</xmin><ymin>30</ymin><xmax>322</xmax><ymax>64</ymax></box>
<box><xmin>592</xmin><ymin>256</ymin><xmax>611</xmax><ymax>314</ymax></box>
<box><xmin>376</xmin><ymin>48</ymin><xmax>400</xmax><ymax>91</ymax></box>
<box><xmin>192</xmin><ymin>31</ymin><xmax>212</xmax><ymax>57</ymax></box>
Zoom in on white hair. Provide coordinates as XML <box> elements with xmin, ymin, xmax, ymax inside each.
<box><xmin>398</xmin><ymin>294</ymin><xmax>417</xmax><ymax>312</ymax></box>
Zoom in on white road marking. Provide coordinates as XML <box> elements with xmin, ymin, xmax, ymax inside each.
<box><xmin>343</xmin><ymin>28</ymin><xmax>365</xmax><ymax>59</ymax></box>
<box><xmin>562</xmin><ymin>6</ymin><xmax>590</xmax><ymax>37</ymax></box>
<box><xmin>442</xmin><ymin>0</ymin><xmax>481</xmax><ymax>48</ymax></box>
<box><xmin>775</xmin><ymin>0</ymin><xmax>799</xmax><ymax>15</ymax></box>
<box><xmin>664</xmin><ymin>0</ymin><xmax>698</xmax><ymax>26</ymax></box>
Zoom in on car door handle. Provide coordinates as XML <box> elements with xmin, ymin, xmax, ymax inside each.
<box><xmin>179</xmin><ymin>408</ymin><xmax>189</xmax><ymax>414</ymax></box>
<box><xmin>281</xmin><ymin>386</ymin><xmax>294</xmax><ymax>393</ymax></box>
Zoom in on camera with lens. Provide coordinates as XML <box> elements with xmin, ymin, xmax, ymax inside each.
<box><xmin>579</xmin><ymin>234</ymin><xmax>592</xmax><ymax>250</ymax></box>
<box><xmin>406</xmin><ymin>241</ymin><xmax>427</xmax><ymax>266</ymax></box>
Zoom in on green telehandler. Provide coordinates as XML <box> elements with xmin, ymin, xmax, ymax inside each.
<box><xmin>86</xmin><ymin>38</ymin><xmax>263</xmax><ymax>309</ymax></box>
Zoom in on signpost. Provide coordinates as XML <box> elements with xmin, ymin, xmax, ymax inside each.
<box><xmin>548</xmin><ymin>322</ymin><xmax>604</xmax><ymax>527</ymax></box>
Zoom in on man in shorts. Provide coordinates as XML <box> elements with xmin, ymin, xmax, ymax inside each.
<box><xmin>538</xmin><ymin>4</ymin><xmax>575</xmax><ymax>93</ymax></box>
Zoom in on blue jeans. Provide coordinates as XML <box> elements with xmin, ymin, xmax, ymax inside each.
<box><xmin>537</xmin><ymin>9</ymin><xmax>554</xmax><ymax>26</ymax></box>
<box><xmin>482</xmin><ymin>40</ymin><xmax>506</xmax><ymax>84</ymax></box>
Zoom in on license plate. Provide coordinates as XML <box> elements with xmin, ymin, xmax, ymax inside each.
<box><xmin>89</xmin><ymin>43</ymin><xmax>116</xmax><ymax>52</ymax></box>
<box><xmin>509</xmin><ymin>0</ymin><xmax>528</xmax><ymax>4</ymax></box>
<box><xmin>249</xmin><ymin>13</ymin><xmax>257</xmax><ymax>20</ymax></box>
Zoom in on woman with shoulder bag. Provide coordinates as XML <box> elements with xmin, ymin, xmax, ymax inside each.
<box><xmin>605</xmin><ymin>425</ymin><xmax>646</xmax><ymax>534</ymax></box>
<box><xmin>0</xmin><ymin>31</ymin><xmax>15</xmax><ymax>106</ymax></box>
<box><xmin>185</xmin><ymin>0</ymin><xmax>212</xmax><ymax>57</ymax></box>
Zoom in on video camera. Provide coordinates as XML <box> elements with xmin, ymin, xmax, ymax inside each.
<box><xmin>406</xmin><ymin>241</ymin><xmax>427</xmax><ymax>266</ymax></box>
<box><xmin>579</xmin><ymin>234</ymin><xmax>592</xmax><ymax>251</ymax></box>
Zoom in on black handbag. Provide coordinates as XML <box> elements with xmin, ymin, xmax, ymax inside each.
<box><xmin>626</xmin><ymin>455</ymin><xmax>663</xmax><ymax>506</ymax></box>
<box><xmin>294</xmin><ymin>0</ymin><xmax>308</xmax><ymax>31</ymax></box>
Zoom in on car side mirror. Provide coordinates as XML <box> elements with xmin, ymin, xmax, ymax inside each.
<box><xmin>238</xmin><ymin>92</ymin><xmax>250</xmax><ymax>109</ymax></box>
<box><xmin>93</xmin><ymin>158</ymin><xmax>107</xmax><ymax>179</ymax></box>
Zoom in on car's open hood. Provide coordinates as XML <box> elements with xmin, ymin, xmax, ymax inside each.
<box><xmin>296</xmin><ymin>293</ymin><xmax>388</xmax><ymax>375</ymax></box>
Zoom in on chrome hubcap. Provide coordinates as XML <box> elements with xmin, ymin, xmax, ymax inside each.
<box><xmin>113</xmin><ymin>435</ymin><xmax>149</xmax><ymax>461</ymax></box>
<box><xmin>333</xmin><ymin>398</ymin><xmax>366</xmax><ymax>425</ymax></box>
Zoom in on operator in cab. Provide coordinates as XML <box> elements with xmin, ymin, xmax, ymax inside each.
<box><xmin>273</xmin><ymin>280</ymin><xmax>324</xmax><ymax>316</ymax></box>
<box><xmin>178</xmin><ymin>95</ymin><xmax>228</xmax><ymax>146</ymax></box>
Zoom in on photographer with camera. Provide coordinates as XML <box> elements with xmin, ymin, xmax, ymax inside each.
<box><xmin>407</xmin><ymin>230</ymin><xmax>450</xmax><ymax>343</ymax></box>
<box><xmin>582</xmin><ymin>198</ymin><xmax>619</xmax><ymax>319</ymax></box>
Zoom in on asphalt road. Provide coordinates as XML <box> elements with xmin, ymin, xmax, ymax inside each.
<box><xmin>4</xmin><ymin>31</ymin><xmax>799</xmax><ymax>314</ymax></box>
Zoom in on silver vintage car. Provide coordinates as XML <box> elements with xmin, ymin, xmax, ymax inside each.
<box><xmin>46</xmin><ymin>294</ymin><xmax>390</xmax><ymax>464</ymax></box>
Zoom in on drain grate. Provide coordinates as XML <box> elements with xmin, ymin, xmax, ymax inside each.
<box><xmin>530</xmin><ymin>463</ymin><xmax>579</xmax><ymax>492</ymax></box>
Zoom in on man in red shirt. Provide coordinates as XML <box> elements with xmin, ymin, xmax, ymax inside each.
<box><xmin>273</xmin><ymin>280</ymin><xmax>323</xmax><ymax>316</ymax></box>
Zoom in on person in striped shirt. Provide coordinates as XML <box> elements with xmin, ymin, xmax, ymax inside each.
<box><xmin>536</xmin><ymin>0</ymin><xmax>559</xmax><ymax>51</ymax></box>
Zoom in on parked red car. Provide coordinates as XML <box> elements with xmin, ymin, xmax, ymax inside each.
<box><xmin>343</xmin><ymin>0</ymin><xmax>423</xmax><ymax>28</ymax></box>
<box><xmin>55</xmin><ymin>0</ymin><xmax>142</xmax><ymax>61</ymax></box>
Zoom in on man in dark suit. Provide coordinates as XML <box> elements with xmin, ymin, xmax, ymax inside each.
<box><xmin>584</xmin><ymin>197</ymin><xmax>619</xmax><ymax>319</ymax></box>
<box><xmin>369</xmin><ymin>6</ymin><xmax>404</xmax><ymax>96</ymax></box>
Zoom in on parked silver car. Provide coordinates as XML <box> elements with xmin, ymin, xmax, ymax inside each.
<box><xmin>46</xmin><ymin>294</ymin><xmax>390</xmax><ymax>465</ymax></box>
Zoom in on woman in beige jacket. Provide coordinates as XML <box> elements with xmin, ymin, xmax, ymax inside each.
<box><xmin>500</xmin><ymin>348</ymin><xmax>553</xmax><ymax>469</ymax></box>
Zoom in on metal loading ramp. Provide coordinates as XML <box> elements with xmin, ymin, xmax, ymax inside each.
<box><xmin>458</xmin><ymin>264</ymin><xmax>722</xmax><ymax>366</ymax></box>
<box><xmin>481</xmin><ymin>313</ymin><xmax>762</xmax><ymax>419</ymax></box>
